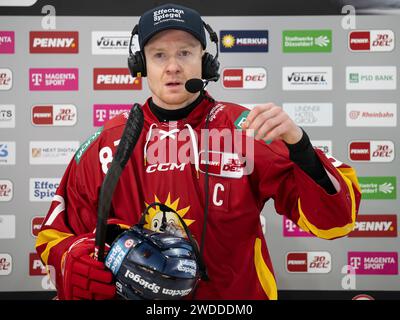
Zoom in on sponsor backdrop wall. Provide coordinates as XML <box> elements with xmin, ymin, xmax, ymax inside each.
<box><xmin>0</xmin><ymin>10</ymin><xmax>399</xmax><ymax>297</ymax></box>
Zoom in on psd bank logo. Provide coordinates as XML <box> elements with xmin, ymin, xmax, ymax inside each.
<box><xmin>0</xmin><ymin>31</ymin><xmax>14</xmax><ymax>54</ymax></box>
<box><xmin>0</xmin><ymin>179</ymin><xmax>13</xmax><ymax>202</ymax></box>
<box><xmin>346</xmin><ymin>66</ymin><xmax>396</xmax><ymax>90</ymax></box>
<box><xmin>349</xmin><ymin>30</ymin><xmax>394</xmax><ymax>52</ymax></box>
<box><xmin>29</xmin><ymin>68</ymin><xmax>79</xmax><ymax>91</ymax></box>
<box><xmin>29</xmin><ymin>178</ymin><xmax>60</xmax><ymax>202</ymax></box>
<box><xmin>32</xmin><ymin>105</ymin><xmax>77</xmax><ymax>126</ymax></box>
<box><xmin>222</xmin><ymin>68</ymin><xmax>267</xmax><ymax>89</ymax></box>
<box><xmin>220</xmin><ymin>30</ymin><xmax>268</xmax><ymax>52</ymax></box>
<box><xmin>93</xmin><ymin>104</ymin><xmax>131</xmax><ymax>127</ymax></box>
<box><xmin>349</xmin><ymin>141</ymin><xmax>394</xmax><ymax>162</ymax></box>
<box><xmin>93</xmin><ymin>68</ymin><xmax>142</xmax><ymax>90</ymax></box>
<box><xmin>348</xmin><ymin>252</ymin><xmax>398</xmax><ymax>275</ymax></box>
<box><xmin>286</xmin><ymin>252</ymin><xmax>331</xmax><ymax>273</ymax></box>
<box><xmin>30</xmin><ymin>31</ymin><xmax>79</xmax><ymax>53</ymax></box>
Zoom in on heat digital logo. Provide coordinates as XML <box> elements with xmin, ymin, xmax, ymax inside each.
<box><xmin>0</xmin><ymin>253</ymin><xmax>12</xmax><ymax>275</ymax></box>
<box><xmin>283</xmin><ymin>30</ymin><xmax>332</xmax><ymax>53</ymax></box>
<box><xmin>358</xmin><ymin>176</ymin><xmax>396</xmax><ymax>200</ymax></box>
<box><xmin>349</xmin><ymin>141</ymin><xmax>394</xmax><ymax>162</ymax></box>
<box><xmin>0</xmin><ymin>68</ymin><xmax>12</xmax><ymax>90</ymax></box>
<box><xmin>30</xmin><ymin>141</ymin><xmax>79</xmax><ymax>165</ymax></box>
<box><xmin>348</xmin><ymin>252</ymin><xmax>398</xmax><ymax>275</ymax></box>
<box><xmin>349</xmin><ymin>215</ymin><xmax>397</xmax><ymax>237</ymax></box>
<box><xmin>346</xmin><ymin>66</ymin><xmax>396</xmax><ymax>90</ymax></box>
<box><xmin>0</xmin><ymin>31</ymin><xmax>14</xmax><ymax>54</ymax></box>
<box><xmin>346</xmin><ymin>103</ymin><xmax>396</xmax><ymax>127</ymax></box>
<box><xmin>93</xmin><ymin>68</ymin><xmax>142</xmax><ymax>90</ymax></box>
<box><xmin>286</xmin><ymin>252</ymin><xmax>331</xmax><ymax>273</ymax></box>
<box><xmin>282</xmin><ymin>67</ymin><xmax>332</xmax><ymax>90</ymax></box>
<box><xmin>92</xmin><ymin>31</ymin><xmax>139</xmax><ymax>55</ymax></box>
<box><xmin>29</xmin><ymin>253</ymin><xmax>47</xmax><ymax>276</ymax></box>
<box><xmin>0</xmin><ymin>180</ymin><xmax>13</xmax><ymax>202</ymax></box>
<box><xmin>0</xmin><ymin>104</ymin><xmax>15</xmax><ymax>128</ymax></box>
<box><xmin>0</xmin><ymin>141</ymin><xmax>16</xmax><ymax>165</ymax></box>
<box><xmin>29</xmin><ymin>178</ymin><xmax>60</xmax><ymax>202</ymax></box>
<box><xmin>222</xmin><ymin>68</ymin><xmax>267</xmax><ymax>89</ymax></box>
<box><xmin>282</xmin><ymin>103</ymin><xmax>332</xmax><ymax>127</ymax></box>
<box><xmin>349</xmin><ymin>30</ymin><xmax>394</xmax><ymax>52</ymax></box>
<box><xmin>30</xmin><ymin>31</ymin><xmax>79</xmax><ymax>53</ymax></box>
<box><xmin>311</xmin><ymin>140</ymin><xmax>332</xmax><ymax>155</ymax></box>
<box><xmin>220</xmin><ymin>30</ymin><xmax>268</xmax><ymax>52</ymax></box>
<box><xmin>29</xmin><ymin>68</ymin><xmax>79</xmax><ymax>91</ymax></box>
<box><xmin>283</xmin><ymin>216</ymin><xmax>314</xmax><ymax>237</ymax></box>
<box><xmin>199</xmin><ymin>151</ymin><xmax>246</xmax><ymax>179</ymax></box>
<box><xmin>31</xmin><ymin>216</ymin><xmax>45</xmax><ymax>237</ymax></box>
<box><xmin>31</xmin><ymin>105</ymin><xmax>77</xmax><ymax>126</ymax></box>
<box><xmin>93</xmin><ymin>104</ymin><xmax>132</xmax><ymax>126</ymax></box>
<box><xmin>0</xmin><ymin>215</ymin><xmax>16</xmax><ymax>239</ymax></box>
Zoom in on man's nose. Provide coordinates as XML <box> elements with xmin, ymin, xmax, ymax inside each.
<box><xmin>165</xmin><ymin>56</ymin><xmax>182</xmax><ymax>73</ymax></box>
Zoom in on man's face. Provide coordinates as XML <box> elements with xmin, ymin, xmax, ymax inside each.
<box><xmin>144</xmin><ymin>29</ymin><xmax>203</xmax><ymax>110</ymax></box>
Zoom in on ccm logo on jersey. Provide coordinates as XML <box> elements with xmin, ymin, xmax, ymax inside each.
<box><xmin>198</xmin><ymin>151</ymin><xmax>246</xmax><ymax>179</ymax></box>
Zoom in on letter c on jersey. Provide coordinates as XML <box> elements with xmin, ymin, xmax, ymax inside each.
<box><xmin>212</xmin><ymin>183</ymin><xmax>225</xmax><ymax>206</ymax></box>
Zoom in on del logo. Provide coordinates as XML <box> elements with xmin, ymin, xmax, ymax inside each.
<box><xmin>0</xmin><ymin>179</ymin><xmax>13</xmax><ymax>202</ymax></box>
<box><xmin>358</xmin><ymin>176</ymin><xmax>396</xmax><ymax>200</ymax></box>
<box><xmin>31</xmin><ymin>216</ymin><xmax>45</xmax><ymax>237</ymax></box>
<box><xmin>349</xmin><ymin>215</ymin><xmax>397</xmax><ymax>238</ymax></box>
<box><xmin>0</xmin><ymin>253</ymin><xmax>12</xmax><ymax>275</ymax></box>
<box><xmin>32</xmin><ymin>105</ymin><xmax>77</xmax><ymax>126</ymax></box>
<box><xmin>93</xmin><ymin>104</ymin><xmax>132</xmax><ymax>126</ymax></box>
<box><xmin>93</xmin><ymin>68</ymin><xmax>142</xmax><ymax>90</ymax></box>
<box><xmin>220</xmin><ymin>30</ymin><xmax>268</xmax><ymax>52</ymax></box>
<box><xmin>348</xmin><ymin>252</ymin><xmax>398</xmax><ymax>275</ymax></box>
<box><xmin>29</xmin><ymin>68</ymin><xmax>78</xmax><ymax>91</ymax></box>
<box><xmin>286</xmin><ymin>252</ymin><xmax>331</xmax><ymax>273</ymax></box>
<box><xmin>30</xmin><ymin>31</ymin><xmax>79</xmax><ymax>53</ymax></box>
<box><xmin>283</xmin><ymin>216</ymin><xmax>313</xmax><ymax>237</ymax></box>
<box><xmin>29</xmin><ymin>253</ymin><xmax>47</xmax><ymax>276</ymax></box>
<box><xmin>222</xmin><ymin>68</ymin><xmax>267</xmax><ymax>89</ymax></box>
<box><xmin>198</xmin><ymin>151</ymin><xmax>246</xmax><ymax>179</ymax></box>
<box><xmin>0</xmin><ymin>68</ymin><xmax>12</xmax><ymax>90</ymax></box>
<box><xmin>0</xmin><ymin>31</ymin><xmax>15</xmax><ymax>54</ymax></box>
<box><xmin>349</xmin><ymin>30</ymin><xmax>394</xmax><ymax>52</ymax></box>
<box><xmin>349</xmin><ymin>141</ymin><xmax>394</xmax><ymax>162</ymax></box>
<box><xmin>29</xmin><ymin>178</ymin><xmax>60</xmax><ymax>202</ymax></box>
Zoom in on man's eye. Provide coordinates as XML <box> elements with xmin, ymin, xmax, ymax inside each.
<box><xmin>154</xmin><ymin>52</ymin><xmax>164</xmax><ymax>59</ymax></box>
<box><xmin>180</xmin><ymin>50</ymin><xmax>191</xmax><ymax>57</ymax></box>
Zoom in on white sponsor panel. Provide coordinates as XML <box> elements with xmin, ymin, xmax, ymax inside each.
<box><xmin>0</xmin><ymin>215</ymin><xmax>15</xmax><ymax>239</ymax></box>
<box><xmin>283</xmin><ymin>103</ymin><xmax>332</xmax><ymax>126</ymax></box>
<box><xmin>346</xmin><ymin>103</ymin><xmax>397</xmax><ymax>127</ymax></box>
<box><xmin>282</xmin><ymin>67</ymin><xmax>332</xmax><ymax>90</ymax></box>
<box><xmin>0</xmin><ymin>68</ymin><xmax>12</xmax><ymax>90</ymax></box>
<box><xmin>346</xmin><ymin>66</ymin><xmax>396</xmax><ymax>90</ymax></box>
<box><xmin>29</xmin><ymin>178</ymin><xmax>60</xmax><ymax>202</ymax></box>
<box><xmin>92</xmin><ymin>31</ymin><xmax>139</xmax><ymax>55</ymax></box>
<box><xmin>311</xmin><ymin>140</ymin><xmax>332</xmax><ymax>155</ymax></box>
<box><xmin>29</xmin><ymin>141</ymin><xmax>79</xmax><ymax>165</ymax></box>
<box><xmin>0</xmin><ymin>253</ymin><xmax>12</xmax><ymax>275</ymax></box>
<box><xmin>0</xmin><ymin>141</ymin><xmax>15</xmax><ymax>165</ymax></box>
<box><xmin>0</xmin><ymin>179</ymin><xmax>13</xmax><ymax>201</ymax></box>
<box><xmin>0</xmin><ymin>104</ymin><xmax>15</xmax><ymax>128</ymax></box>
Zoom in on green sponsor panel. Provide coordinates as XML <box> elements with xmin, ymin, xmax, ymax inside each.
<box><xmin>283</xmin><ymin>30</ymin><xmax>332</xmax><ymax>52</ymax></box>
<box><xmin>358</xmin><ymin>176</ymin><xmax>397</xmax><ymax>200</ymax></box>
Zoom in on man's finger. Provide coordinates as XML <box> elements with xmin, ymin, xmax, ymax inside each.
<box><xmin>242</xmin><ymin>103</ymin><xmax>274</xmax><ymax>128</ymax></box>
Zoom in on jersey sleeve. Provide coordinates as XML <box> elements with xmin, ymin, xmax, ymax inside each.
<box><xmin>254</xmin><ymin>139</ymin><xmax>361</xmax><ymax>239</ymax></box>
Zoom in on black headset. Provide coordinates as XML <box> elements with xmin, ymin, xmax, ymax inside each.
<box><xmin>127</xmin><ymin>21</ymin><xmax>220</xmax><ymax>81</ymax></box>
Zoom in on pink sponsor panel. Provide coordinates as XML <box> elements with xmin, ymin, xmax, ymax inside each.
<box><xmin>29</xmin><ymin>68</ymin><xmax>78</xmax><ymax>91</ymax></box>
<box><xmin>348</xmin><ymin>252</ymin><xmax>398</xmax><ymax>275</ymax></box>
<box><xmin>93</xmin><ymin>104</ymin><xmax>132</xmax><ymax>126</ymax></box>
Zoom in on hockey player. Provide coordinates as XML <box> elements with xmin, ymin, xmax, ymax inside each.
<box><xmin>36</xmin><ymin>3</ymin><xmax>361</xmax><ymax>300</ymax></box>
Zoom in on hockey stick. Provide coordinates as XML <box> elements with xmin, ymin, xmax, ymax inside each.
<box><xmin>95</xmin><ymin>103</ymin><xmax>144</xmax><ymax>262</ymax></box>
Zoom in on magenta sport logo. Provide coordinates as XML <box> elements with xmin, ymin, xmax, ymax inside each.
<box><xmin>0</xmin><ymin>31</ymin><xmax>14</xmax><ymax>54</ymax></box>
<box><xmin>93</xmin><ymin>104</ymin><xmax>132</xmax><ymax>126</ymax></box>
<box><xmin>29</xmin><ymin>68</ymin><xmax>78</xmax><ymax>91</ymax></box>
<box><xmin>348</xmin><ymin>252</ymin><xmax>398</xmax><ymax>275</ymax></box>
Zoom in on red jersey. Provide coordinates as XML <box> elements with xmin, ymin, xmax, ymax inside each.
<box><xmin>36</xmin><ymin>96</ymin><xmax>361</xmax><ymax>300</ymax></box>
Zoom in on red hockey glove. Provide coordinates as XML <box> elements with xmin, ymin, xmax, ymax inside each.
<box><xmin>62</xmin><ymin>237</ymin><xmax>116</xmax><ymax>300</ymax></box>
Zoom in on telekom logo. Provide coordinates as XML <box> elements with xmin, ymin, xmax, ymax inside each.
<box><xmin>31</xmin><ymin>73</ymin><xmax>42</xmax><ymax>86</ymax></box>
<box><xmin>95</xmin><ymin>109</ymin><xmax>107</xmax><ymax>122</ymax></box>
<box><xmin>350</xmin><ymin>257</ymin><xmax>362</xmax><ymax>269</ymax></box>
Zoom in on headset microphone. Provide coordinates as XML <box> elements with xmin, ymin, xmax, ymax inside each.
<box><xmin>185</xmin><ymin>77</ymin><xmax>219</xmax><ymax>94</ymax></box>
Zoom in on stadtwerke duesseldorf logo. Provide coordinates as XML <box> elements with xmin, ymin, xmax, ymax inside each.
<box><xmin>283</xmin><ymin>30</ymin><xmax>332</xmax><ymax>53</ymax></box>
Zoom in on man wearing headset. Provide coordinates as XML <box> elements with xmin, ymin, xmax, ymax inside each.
<box><xmin>36</xmin><ymin>3</ymin><xmax>361</xmax><ymax>300</ymax></box>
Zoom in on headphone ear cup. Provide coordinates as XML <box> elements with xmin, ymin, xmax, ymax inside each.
<box><xmin>202</xmin><ymin>52</ymin><xmax>220</xmax><ymax>80</ymax></box>
<box><xmin>127</xmin><ymin>51</ymin><xmax>147</xmax><ymax>78</ymax></box>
